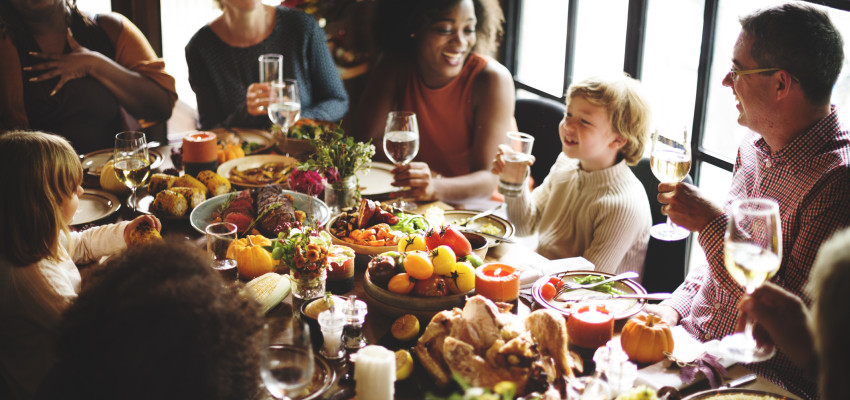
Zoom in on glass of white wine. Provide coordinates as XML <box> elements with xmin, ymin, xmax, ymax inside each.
<box><xmin>383</xmin><ymin>111</ymin><xmax>420</xmax><ymax>211</ymax></box>
<box><xmin>269</xmin><ymin>79</ymin><xmax>301</xmax><ymax>144</ymax></box>
<box><xmin>719</xmin><ymin>198</ymin><xmax>782</xmax><ymax>363</ymax></box>
<box><xmin>113</xmin><ymin>131</ymin><xmax>151</xmax><ymax>214</ymax></box>
<box><xmin>649</xmin><ymin>127</ymin><xmax>692</xmax><ymax>241</ymax></box>
<box><xmin>261</xmin><ymin>316</ymin><xmax>315</xmax><ymax>400</ymax></box>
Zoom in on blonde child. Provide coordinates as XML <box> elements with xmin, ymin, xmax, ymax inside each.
<box><xmin>492</xmin><ymin>74</ymin><xmax>652</xmax><ymax>277</ymax></box>
<box><xmin>0</xmin><ymin>131</ymin><xmax>161</xmax><ymax>399</ymax></box>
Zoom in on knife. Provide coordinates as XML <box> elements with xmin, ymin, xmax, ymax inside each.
<box><xmin>569</xmin><ymin>292</ymin><xmax>673</xmax><ymax>302</ymax></box>
<box><xmin>457</xmin><ymin>228</ymin><xmax>516</xmax><ymax>243</ymax></box>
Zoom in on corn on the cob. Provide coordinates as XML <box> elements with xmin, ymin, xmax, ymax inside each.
<box><xmin>170</xmin><ymin>175</ymin><xmax>207</xmax><ymax>194</ymax></box>
<box><xmin>128</xmin><ymin>220</ymin><xmax>162</xmax><ymax>247</ymax></box>
<box><xmin>148</xmin><ymin>173</ymin><xmax>176</xmax><ymax>196</ymax></box>
<box><xmin>168</xmin><ymin>186</ymin><xmax>205</xmax><ymax>209</ymax></box>
<box><xmin>150</xmin><ymin>189</ymin><xmax>189</xmax><ymax>217</ymax></box>
<box><xmin>245</xmin><ymin>273</ymin><xmax>291</xmax><ymax>314</ymax></box>
<box><xmin>197</xmin><ymin>170</ymin><xmax>231</xmax><ymax>196</ymax></box>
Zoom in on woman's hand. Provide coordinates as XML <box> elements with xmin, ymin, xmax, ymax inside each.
<box><xmin>490</xmin><ymin>144</ymin><xmax>535</xmax><ymax>175</ymax></box>
<box><xmin>246</xmin><ymin>83</ymin><xmax>271</xmax><ymax>116</ymax></box>
<box><xmin>391</xmin><ymin>162</ymin><xmax>437</xmax><ymax>201</ymax></box>
<box><xmin>25</xmin><ymin>29</ymin><xmax>108</xmax><ymax>96</ymax></box>
<box><xmin>123</xmin><ymin>215</ymin><xmax>162</xmax><ymax>245</ymax></box>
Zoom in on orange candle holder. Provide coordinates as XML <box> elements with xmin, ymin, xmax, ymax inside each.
<box><xmin>474</xmin><ymin>263</ymin><xmax>520</xmax><ymax>302</ymax></box>
<box><xmin>567</xmin><ymin>304</ymin><xmax>614</xmax><ymax>349</ymax></box>
<box><xmin>182</xmin><ymin>131</ymin><xmax>218</xmax><ymax>177</ymax></box>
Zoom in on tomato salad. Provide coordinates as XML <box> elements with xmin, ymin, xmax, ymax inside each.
<box><xmin>329</xmin><ymin>199</ymin><xmax>428</xmax><ymax>247</ymax></box>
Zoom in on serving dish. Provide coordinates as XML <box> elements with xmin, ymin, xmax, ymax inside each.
<box><xmin>442</xmin><ymin>210</ymin><xmax>515</xmax><ymax>244</ymax></box>
<box><xmin>71</xmin><ymin>189</ymin><xmax>121</xmax><ymax>226</ymax></box>
<box><xmin>81</xmin><ymin>147</ymin><xmax>164</xmax><ymax>176</ymax></box>
<box><xmin>326</xmin><ymin>210</ymin><xmax>429</xmax><ymax>256</ymax></box>
<box><xmin>217</xmin><ymin>154</ymin><xmax>298</xmax><ymax>189</ymax></box>
<box><xmin>531</xmin><ymin>270</ymin><xmax>647</xmax><ymax>320</ymax></box>
<box><xmin>189</xmin><ymin>191</ymin><xmax>331</xmax><ymax>235</ymax></box>
<box><xmin>209</xmin><ymin>127</ymin><xmax>273</xmax><ymax>155</ymax></box>
<box><xmin>362</xmin><ymin>269</ymin><xmax>470</xmax><ymax>320</ymax></box>
<box><xmin>682</xmin><ymin>388</ymin><xmax>789</xmax><ymax>400</ymax></box>
<box><xmin>356</xmin><ymin>162</ymin><xmax>396</xmax><ymax>199</ymax></box>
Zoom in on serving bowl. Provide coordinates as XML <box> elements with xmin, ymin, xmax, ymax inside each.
<box><xmin>362</xmin><ymin>269</ymin><xmax>470</xmax><ymax>320</ymax></box>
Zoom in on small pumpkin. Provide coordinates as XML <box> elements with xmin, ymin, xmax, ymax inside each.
<box><xmin>226</xmin><ymin>235</ymin><xmax>274</xmax><ymax>279</ymax></box>
<box><xmin>620</xmin><ymin>312</ymin><xmax>674</xmax><ymax>364</ymax></box>
<box><xmin>217</xmin><ymin>143</ymin><xmax>246</xmax><ymax>164</ymax></box>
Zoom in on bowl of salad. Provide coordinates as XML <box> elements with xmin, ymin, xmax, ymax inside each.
<box><xmin>327</xmin><ymin>199</ymin><xmax>429</xmax><ymax>255</ymax></box>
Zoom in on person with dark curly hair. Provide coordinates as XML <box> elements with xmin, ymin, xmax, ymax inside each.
<box><xmin>349</xmin><ymin>0</ymin><xmax>516</xmax><ymax>203</ymax></box>
<box><xmin>37</xmin><ymin>242</ymin><xmax>265</xmax><ymax>400</ymax></box>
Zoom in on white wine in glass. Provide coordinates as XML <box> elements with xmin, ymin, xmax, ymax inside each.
<box><xmin>383</xmin><ymin>111</ymin><xmax>419</xmax><ymax>211</ymax></box>
<box><xmin>261</xmin><ymin>317</ymin><xmax>314</xmax><ymax>400</ymax></box>
<box><xmin>649</xmin><ymin>127</ymin><xmax>692</xmax><ymax>241</ymax></box>
<box><xmin>719</xmin><ymin>198</ymin><xmax>782</xmax><ymax>363</ymax></box>
<box><xmin>113</xmin><ymin>131</ymin><xmax>150</xmax><ymax>214</ymax></box>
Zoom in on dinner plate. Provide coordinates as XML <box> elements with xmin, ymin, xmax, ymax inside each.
<box><xmin>356</xmin><ymin>162</ymin><xmax>396</xmax><ymax>198</ymax></box>
<box><xmin>217</xmin><ymin>154</ymin><xmax>299</xmax><ymax>188</ymax></box>
<box><xmin>71</xmin><ymin>189</ymin><xmax>121</xmax><ymax>226</ymax></box>
<box><xmin>190</xmin><ymin>191</ymin><xmax>331</xmax><ymax>235</ymax></box>
<box><xmin>442</xmin><ymin>210</ymin><xmax>515</xmax><ymax>242</ymax></box>
<box><xmin>531</xmin><ymin>270</ymin><xmax>647</xmax><ymax>320</ymax></box>
<box><xmin>81</xmin><ymin>148</ymin><xmax>164</xmax><ymax>176</ymax></box>
<box><xmin>209</xmin><ymin>127</ymin><xmax>273</xmax><ymax>154</ymax></box>
<box><xmin>682</xmin><ymin>388</ymin><xmax>789</xmax><ymax>400</ymax></box>
<box><xmin>131</xmin><ymin>187</ymin><xmax>189</xmax><ymax>220</ymax></box>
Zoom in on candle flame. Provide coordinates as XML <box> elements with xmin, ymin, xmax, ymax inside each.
<box><xmin>494</xmin><ymin>267</ymin><xmax>502</xmax><ymax>276</ymax></box>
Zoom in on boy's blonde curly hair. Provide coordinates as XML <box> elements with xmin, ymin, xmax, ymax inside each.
<box><xmin>566</xmin><ymin>74</ymin><xmax>652</xmax><ymax>166</ymax></box>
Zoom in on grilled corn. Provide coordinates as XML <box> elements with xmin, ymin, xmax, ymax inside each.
<box><xmin>170</xmin><ymin>175</ymin><xmax>207</xmax><ymax>194</ymax></box>
<box><xmin>168</xmin><ymin>186</ymin><xmax>205</xmax><ymax>209</ymax></box>
<box><xmin>150</xmin><ymin>189</ymin><xmax>188</xmax><ymax>217</ymax></box>
<box><xmin>148</xmin><ymin>173</ymin><xmax>176</xmax><ymax>196</ymax></box>
<box><xmin>245</xmin><ymin>273</ymin><xmax>291</xmax><ymax>314</ymax></box>
<box><xmin>197</xmin><ymin>170</ymin><xmax>231</xmax><ymax>196</ymax></box>
<box><xmin>128</xmin><ymin>220</ymin><xmax>162</xmax><ymax>247</ymax></box>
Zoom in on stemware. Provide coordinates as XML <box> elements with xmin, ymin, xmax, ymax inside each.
<box><xmin>718</xmin><ymin>198</ymin><xmax>782</xmax><ymax>363</ymax></box>
<box><xmin>383</xmin><ymin>111</ymin><xmax>420</xmax><ymax>211</ymax></box>
<box><xmin>204</xmin><ymin>222</ymin><xmax>238</xmax><ymax>282</ymax></box>
<box><xmin>648</xmin><ymin>127</ymin><xmax>692</xmax><ymax>241</ymax></box>
<box><xmin>261</xmin><ymin>317</ymin><xmax>315</xmax><ymax>400</ymax></box>
<box><xmin>113</xmin><ymin>131</ymin><xmax>150</xmax><ymax>214</ymax></box>
<box><xmin>269</xmin><ymin>79</ymin><xmax>301</xmax><ymax>143</ymax></box>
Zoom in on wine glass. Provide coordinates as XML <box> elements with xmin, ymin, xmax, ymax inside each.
<box><xmin>648</xmin><ymin>127</ymin><xmax>692</xmax><ymax>241</ymax></box>
<box><xmin>269</xmin><ymin>79</ymin><xmax>301</xmax><ymax>144</ymax></box>
<box><xmin>383</xmin><ymin>111</ymin><xmax>419</xmax><ymax>211</ymax></box>
<box><xmin>719</xmin><ymin>198</ymin><xmax>782</xmax><ymax>363</ymax></box>
<box><xmin>261</xmin><ymin>316</ymin><xmax>315</xmax><ymax>400</ymax></box>
<box><xmin>113</xmin><ymin>131</ymin><xmax>151</xmax><ymax>214</ymax></box>
<box><xmin>204</xmin><ymin>222</ymin><xmax>238</xmax><ymax>283</ymax></box>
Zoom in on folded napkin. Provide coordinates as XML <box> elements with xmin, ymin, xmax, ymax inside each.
<box><xmin>518</xmin><ymin>257</ymin><xmax>596</xmax><ymax>288</ymax></box>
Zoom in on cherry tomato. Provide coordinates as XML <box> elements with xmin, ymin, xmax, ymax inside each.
<box><xmin>430</xmin><ymin>245</ymin><xmax>456</xmax><ymax>276</ymax></box>
<box><xmin>444</xmin><ymin>261</ymin><xmax>476</xmax><ymax>294</ymax></box>
<box><xmin>387</xmin><ymin>273</ymin><xmax>416</xmax><ymax>295</ymax></box>
<box><xmin>398</xmin><ymin>234</ymin><xmax>427</xmax><ymax>253</ymax></box>
<box><xmin>548</xmin><ymin>276</ymin><xmax>564</xmax><ymax>290</ymax></box>
<box><xmin>541</xmin><ymin>282</ymin><xmax>557</xmax><ymax>301</ymax></box>
<box><xmin>402</xmin><ymin>251</ymin><xmax>434</xmax><ymax>280</ymax></box>
<box><xmin>413</xmin><ymin>275</ymin><xmax>448</xmax><ymax>297</ymax></box>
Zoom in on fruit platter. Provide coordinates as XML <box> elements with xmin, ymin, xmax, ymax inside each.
<box><xmin>327</xmin><ymin>198</ymin><xmax>429</xmax><ymax>255</ymax></box>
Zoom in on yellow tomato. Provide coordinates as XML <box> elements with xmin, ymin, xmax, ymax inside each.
<box><xmin>387</xmin><ymin>273</ymin><xmax>416</xmax><ymax>295</ymax></box>
<box><xmin>398</xmin><ymin>234</ymin><xmax>427</xmax><ymax>253</ymax></box>
<box><xmin>402</xmin><ymin>251</ymin><xmax>434</xmax><ymax>280</ymax></box>
<box><xmin>445</xmin><ymin>261</ymin><xmax>475</xmax><ymax>294</ymax></box>
<box><xmin>430</xmin><ymin>245</ymin><xmax>456</xmax><ymax>276</ymax></box>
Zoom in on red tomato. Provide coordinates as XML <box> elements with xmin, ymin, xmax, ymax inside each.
<box><xmin>425</xmin><ymin>225</ymin><xmax>472</xmax><ymax>257</ymax></box>
<box><xmin>541</xmin><ymin>282</ymin><xmax>557</xmax><ymax>301</ymax></box>
<box><xmin>413</xmin><ymin>275</ymin><xmax>448</xmax><ymax>297</ymax></box>
<box><xmin>548</xmin><ymin>276</ymin><xmax>564</xmax><ymax>290</ymax></box>
<box><xmin>424</xmin><ymin>228</ymin><xmax>443</xmax><ymax>251</ymax></box>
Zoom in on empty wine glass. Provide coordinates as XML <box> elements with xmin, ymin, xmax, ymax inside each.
<box><xmin>261</xmin><ymin>316</ymin><xmax>315</xmax><ymax>400</ymax></box>
<box><xmin>719</xmin><ymin>198</ymin><xmax>782</xmax><ymax>363</ymax></box>
<box><xmin>383</xmin><ymin>111</ymin><xmax>419</xmax><ymax>211</ymax></box>
<box><xmin>649</xmin><ymin>127</ymin><xmax>692</xmax><ymax>241</ymax></box>
<box><xmin>113</xmin><ymin>131</ymin><xmax>150</xmax><ymax>214</ymax></box>
<box><xmin>204</xmin><ymin>222</ymin><xmax>238</xmax><ymax>283</ymax></box>
<box><xmin>269</xmin><ymin>79</ymin><xmax>301</xmax><ymax>144</ymax></box>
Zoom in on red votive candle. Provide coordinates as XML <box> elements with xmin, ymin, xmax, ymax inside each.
<box><xmin>567</xmin><ymin>304</ymin><xmax>614</xmax><ymax>349</ymax></box>
<box><xmin>475</xmin><ymin>263</ymin><xmax>520</xmax><ymax>302</ymax></box>
<box><xmin>182</xmin><ymin>131</ymin><xmax>218</xmax><ymax>177</ymax></box>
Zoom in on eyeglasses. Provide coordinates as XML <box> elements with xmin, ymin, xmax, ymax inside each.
<box><xmin>730</xmin><ymin>67</ymin><xmax>799</xmax><ymax>82</ymax></box>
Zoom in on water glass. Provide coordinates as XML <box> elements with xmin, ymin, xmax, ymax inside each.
<box><xmin>262</xmin><ymin>317</ymin><xmax>315</xmax><ymax>400</ymax></box>
<box><xmin>497</xmin><ymin>131</ymin><xmax>535</xmax><ymax>197</ymax></box>
<box><xmin>205</xmin><ymin>222</ymin><xmax>238</xmax><ymax>282</ymax></box>
<box><xmin>259</xmin><ymin>53</ymin><xmax>283</xmax><ymax>84</ymax></box>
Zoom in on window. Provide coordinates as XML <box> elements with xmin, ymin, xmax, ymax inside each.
<box><xmin>571</xmin><ymin>0</ymin><xmax>628</xmax><ymax>83</ymax></box>
<box><xmin>515</xmin><ymin>0</ymin><xmax>568</xmax><ymax>98</ymax></box>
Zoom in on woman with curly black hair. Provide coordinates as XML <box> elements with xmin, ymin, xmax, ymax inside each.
<box><xmin>349</xmin><ymin>0</ymin><xmax>516</xmax><ymax>203</ymax></box>
<box><xmin>38</xmin><ymin>242</ymin><xmax>265</xmax><ymax>400</ymax></box>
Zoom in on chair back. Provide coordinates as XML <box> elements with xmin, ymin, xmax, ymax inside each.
<box><xmin>514</xmin><ymin>97</ymin><xmax>565</xmax><ymax>187</ymax></box>
<box><xmin>629</xmin><ymin>157</ymin><xmax>693</xmax><ymax>293</ymax></box>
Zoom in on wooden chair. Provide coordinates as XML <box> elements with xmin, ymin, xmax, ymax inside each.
<box><xmin>514</xmin><ymin>97</ymin><xmax>566</xmax><ymax>187</ymax></box>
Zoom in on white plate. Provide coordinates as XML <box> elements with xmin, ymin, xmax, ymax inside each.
<box><xmin>81</xmin><ymin>148</ymin><xmax>164</xmax><ymax>176</ymax></box>
<box><xmin>356</xmin><ymin>162</ymin><xmax>395</xmax><ymax>198</ymax></box>
<box><xmin>217</xmin><ymin>154</ymin><xmax>299</xmax><ymax>188</ymax></box>
<box><xmin>72</xmin><ymin>189</ymin><xmax>121</xmax><ymax>226</ymax></box>
<box><xmin>531</xmin><ymin>270</ymin><xmax>647</xmax><ymax>320</ymax></box>
<box><xmin>189</xmin><ymin>190</ymin><xmax>331</xmax><ymax>235</ymax></box>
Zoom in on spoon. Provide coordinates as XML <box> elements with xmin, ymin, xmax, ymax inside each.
<box><xmin>458</xmin><ymin>203</ymin><xmax>504</xmax><ymax>227</ymax></box>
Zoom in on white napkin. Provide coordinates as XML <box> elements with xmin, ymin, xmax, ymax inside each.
<box><xmin>518</xmin><ymin>257</ymin><xmax>595</xmax><ymax>288</ymax></box>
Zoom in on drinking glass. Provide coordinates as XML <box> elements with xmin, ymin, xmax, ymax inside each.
<box><xmin>261</xmin><ymin>317</ymin><xmax>315</xmax><ymax>400</ymax></box>
<box><xmin>259</xmin><ymin>53</ymin><xmax>283</xmax><ymax>84</ymax></box>
<box><xmin>113</xmin><ymin>131</ymin><xmax>150</xmax><ymax>214</ymax></box>
<box><xmin>497</xmin><ymin>131</ymin><xmax>535</xmax><ymax>197</ymax></box>
<box><xmin>383</xmin><ymin>111</ymin><xmax>419</xmax><ymax>211</ymax></box>
<box><xmin>648</xmin><ymin>127</ymin><xmax>692</xmax><ymax>241</ymax></box>
<box><xmin>268</xmin><ymin>79</ymin><xmax>301</xmax><ymax>142</ymax></box>
<box><xmin>205</xmin><ymin>222</ymin><xmax>238</xmax><ymax>282</ymax></box>
<box><xmin>719</xmin><ymin>198</ymin><xmax>782</xmax><ymax>363</ymax></box>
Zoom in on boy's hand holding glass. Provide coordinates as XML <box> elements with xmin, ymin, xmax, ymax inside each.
<box><xmin>496</xmin><ymin>132</ymin><xmax>535</xmax><ymax>197</ymax></box>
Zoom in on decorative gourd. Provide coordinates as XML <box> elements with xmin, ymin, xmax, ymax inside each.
<box><xmin>217</xmin><ymin>144</ymin><xmax>245</xmax><ymax>163</ymax></box>
<box><xmin>226</xmin><ymin>235</ymin><xmax>274</xmax><ymax>279</ymax></box>
<box><xmin>620</xmin><ymin>312</ymin><xmax>674</xmax><ymax>364</ymax></box>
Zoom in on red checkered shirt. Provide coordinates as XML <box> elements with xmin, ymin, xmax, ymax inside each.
<box><xmin>664</xmin><ymin>107</ymin><xmax>850</xmax><ymax>399</ymax></box>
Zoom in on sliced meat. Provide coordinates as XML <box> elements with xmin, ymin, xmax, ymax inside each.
<box><xmin>224</xmin><ymin>213</ymin><xmax>253</xmax><ymax>234</ymax></box>
<box><xmin>442</xmin><ymin>337</ymin><xmax>510</xmax><ymax>389</ymax></box>
<box><xmin>255</xmin><ymin>184</ymin><xmax>296</xmax><ymax>235</ymax></box>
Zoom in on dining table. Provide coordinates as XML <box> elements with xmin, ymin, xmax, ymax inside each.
<box><xmin>76</xmin><ymin>139</ymin><xmax>802</xmax><ymax>400</ymax></box>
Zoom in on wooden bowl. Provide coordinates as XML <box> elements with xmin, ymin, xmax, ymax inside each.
<box><xmin>362</xmin><ymin>270</ymin><xmax>470</xmax><ymax>320</ymax></box>
<box><xmin>461</xmin><ymin>231</ymin><xmax>489</xmax><ymax>260</ymax></box>
<box><xmin>276</xmin><ymin>137</ymin><xmax>314</xmax><ymax>159</ymax></box>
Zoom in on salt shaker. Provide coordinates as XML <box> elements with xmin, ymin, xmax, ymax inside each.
<box><xmin>342</xmin><ymin>295</ymin><xmax>368</xmax><ymax>353</ymax></box>
<box><xmin>318</xmin><ymin>306</ymin><xmax>346</xmax><ymax>360</ymax></box>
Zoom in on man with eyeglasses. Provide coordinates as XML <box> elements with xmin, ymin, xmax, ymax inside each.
<box><xmin>646</xmin><ymin>3</ymin><xmax>850</xmax><ymax>398</ymax></box>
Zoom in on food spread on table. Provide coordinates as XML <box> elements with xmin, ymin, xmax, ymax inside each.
<box><xmin>329</xmin><ymin>199</ymin><xmax>428</xmax><ymax>247</ymax></box>
<box><xmin>145</xmin><ymin>170</ymin><xmax>230</xmax><ymax>217</ymax></box>
<box><xmin>211</xmin><ymin>185</ymin><xmax>307</xmax><ymax>237</ymax></box>
<box><xmin>227</xmin><ymin>161</ymin><xmax>295</xmax><ymax>186</ymax></box>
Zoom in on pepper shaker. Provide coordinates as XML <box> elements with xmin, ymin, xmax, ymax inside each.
<box><xmin>342</xmin><ymin>295</ymin><xmax>368</xmax><ymax>353</ymax></box>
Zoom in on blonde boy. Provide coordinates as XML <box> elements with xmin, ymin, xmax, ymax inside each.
<box><xmin>493</xmin><ymin>74</ymin><xmax>652</xmax><ymax>277</ymax></box>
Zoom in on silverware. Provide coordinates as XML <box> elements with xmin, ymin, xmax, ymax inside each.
<box><xmin>657</xmin><ymin>373</ymin><xmax>757</xmax><ymax>400</ymax></box>
<box><xmin>457</xmin><ymin>228</ymin><xmax>515</xmax><ymax>244</ymax></box>
<box><xmin>458</xmin><ymin>204</ymin><xmax>504</xmax><ymax>227</ymax></box>
<box><xmin>554</xmin><ymin>271</ymin><xmax>638</xmax><ymax>299</ymax></box>
<box><xmin>566</xmin><ymin>292</ymin><xmax>673</xmax><ymax>302</ymax></box>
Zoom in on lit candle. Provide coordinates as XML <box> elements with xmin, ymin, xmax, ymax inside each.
<box><xmin>567</xmin><ymin>304</ymin><xmax>614</xmax><ymax>349</ymax></box>
<box><xmin>354</xmin><ymin>345</ymin><xmax>395</xmax><ymax>400</ymax></box>
<box><xmin>475</xmin><ymin>263</ymin><xmax>520</xmax><ymax>302</ymax></box>
<box><xmin>181</xmin><ymin>131</ymin><xmax>218</xmax><ymax>177</ymax></box>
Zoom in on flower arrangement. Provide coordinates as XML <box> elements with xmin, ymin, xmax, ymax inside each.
<box><xmin>303</xmin><ymin>126</ymin><xmax>375</xmax><ymax>186</ymax></box>
<box><xmin>270</xmin><ymin>227</ymin><xmax>332</xmax><ymax>280</ymax></box>
<box><xmin>287</xmin><ymin>168</ymin><xmax>325</xmax><ymax>197</ymax></box>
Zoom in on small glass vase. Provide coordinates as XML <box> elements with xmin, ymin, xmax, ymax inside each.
<box><xmin>291</xmin><ymin>269</ymin><xmax>327</xmax><ymax>301</ymax></box>
<box><xmin>324</xmin><ymin>175</ymin><xmax>359</xmax><ymax>214</ymax></box>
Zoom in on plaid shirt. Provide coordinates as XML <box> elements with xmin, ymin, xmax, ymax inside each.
<box><xmin>664</xmin><ymin>107</ymin><xmax>850</xmax><ymax>399</ymax></box>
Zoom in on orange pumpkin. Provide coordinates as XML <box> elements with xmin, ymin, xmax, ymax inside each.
<box><xmin>226</xmin><ymin>235</ymin><xmax>274</xmax><ymax>279</ymax></box>
<box><xmin>620</xmin><ymin>312</ymin><xmax>674</xmax><ymax>364</ymax></box>
<box><xmin>217</xmin><ymin>143</ymin><xmax>246</xmax><ymax>164</ymax></box>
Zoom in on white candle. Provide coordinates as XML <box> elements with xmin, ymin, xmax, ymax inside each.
<box><xmin>354</xmin><ymin>345</ymin><xmax>395</xmax><ymax>400</ymax></box>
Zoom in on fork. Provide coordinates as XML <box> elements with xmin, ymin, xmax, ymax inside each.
<box><xmin>554</xmin><ymin>271</ymin><xmax>639</xmax><ymax>298</ymax></box>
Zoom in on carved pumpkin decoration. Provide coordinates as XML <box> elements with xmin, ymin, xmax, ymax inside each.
<box><xmin>620</xmin><ymin>312</ymin><xmax>674</xmax><ymax>364</ymax></box>
<box><xmin>226</xmin><ymin>235</ymin><xmax>274</xmax><ymax>279</ymax></box>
